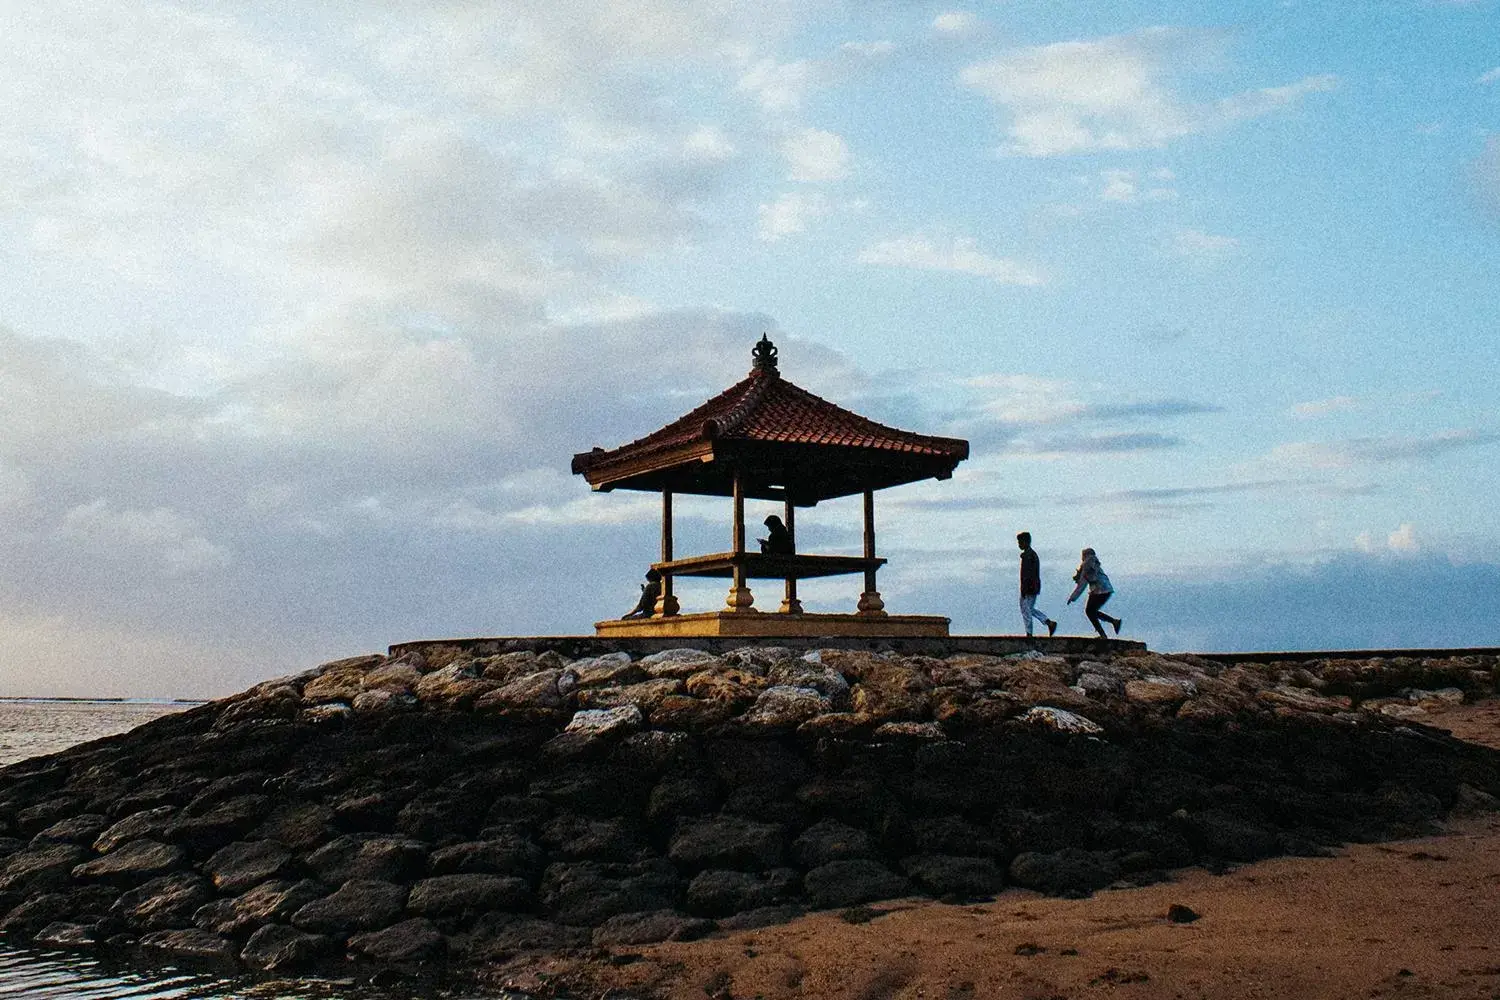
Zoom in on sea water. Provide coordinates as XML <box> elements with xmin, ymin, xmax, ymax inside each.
<box><xmin>0</xmin><ymin>700</ymin><xmax>515</xmax><ymax>999</ymax></box>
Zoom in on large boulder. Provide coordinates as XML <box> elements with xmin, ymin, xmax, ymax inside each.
<box><xmin>205</xmin><ymin>840</ymin><xmax>294</xmax><ymax>894</ymax></box>
<box><xmin>538</xmin><ymin>860</ymin><xmax>682</xmax><ymax>926</ymax></box>
<box><xmin>0</xmin><ymin>844</ymin><xmax>90</xmax><ymax>893</ymax></box>
<box><xmin>1007</xmin><ymin>849</ymin><xmax>1119</xmax><ymax>896</ymax></box>
<box><xmin>348</xmin><ymin>917</ymin><xmax>447</xmax><ymax>961</ymax></box>
<box><xmin>291</xmin><ymin>879</ymin><xmax>409</xmax><ymax>935</ymax></box>
<box><xmin>239</xmin><ymin>923</ymin><xmax>333</xmax><ymax>971</ymax></box>
<box><xmin>406</xmin><ymin>874</ymin><xmax>531</xmax><ymax>918</ymax></box>
<box><xmin>802</xmin><ymin>860</ymin><xmax>910</xmax><ymax>909</ymax></box>
<box><xmin>194</xmin><ymin>878</ymin><xmax>326</xmax><ymax>936</ymax></box>
<box><xmin>428</xmin><ymin>837</ymin><xmax>546</xmax><ymax>880</ymax></box>
<box><xmin>110</xmin><ymin>872</ymin><xmax>215</xmax><ymax>930</ymax></box>
<box><xmin>72</xmin><ymin>839</ymin><xmax>185</xmax><ymax>884</ymax></box>
<box><xmin>739</xmin><ymin>686</ymin><xmax>830</xmax><ymax>729</ymax></box>
<box><xmin>94</xmin><ymin>807</ymin><xmax>177</xmax><ymax>854</ymax></box>
<box><xmin>668</xmin><ymin>816</ymin><xmax>784</xmax><ymax>871</ymax></box>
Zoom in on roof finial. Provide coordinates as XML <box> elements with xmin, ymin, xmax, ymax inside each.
<box><xmin>751</xmin><ymin>333</ymin><xmax>779</xmax><ymax>375</ymax></box>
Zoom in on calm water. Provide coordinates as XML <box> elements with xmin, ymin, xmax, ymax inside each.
<box><xmin>0</xmin><ymin>700</ymin><xmax>517</xmax><ymax>999</ymax></box>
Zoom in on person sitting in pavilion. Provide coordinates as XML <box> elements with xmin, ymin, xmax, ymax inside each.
<box><xmin>758</xmin><ymin>514</ymin><xmax>794</xmax><ymax>555</ymax></box>
<box><xmin>621</xmin><ymin>568</ymin><xmax>662</xmax><ymax>619</ymax></box>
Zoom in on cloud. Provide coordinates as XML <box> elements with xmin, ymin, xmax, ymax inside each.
<box><xmin>961</xmin><ymin>27</ymin><xmax>1334</xmax><ymax>156</ymax></box>
<box><xmin>857</xmin><ymin>235</ymin><xmax>1043</xmax><ymax>286</ymax></box>
<box><xmin>1264</xmin><ymin>429</ymin><xmax>1500</xmax><ymax>469</ymax></box>
<box><xmin>932</xmin><ymin>12</ymin><xmax>984</xmax><ymax>37</ymax></box>
<box><xmin>1477</xmin><ymin>67</ymin><xmax>1500</xmax><ymax>84</ymax></box>
<box><xmin>1011</xmin><ymin>432</ymin><xmax>1185</xmax><ymax>455</ymax></box>
<box><xmin>781</xmin><ymin>127</ymin><xmax>851</xmax><ymax>181</ymax></box>
<box><xmin>758</xmin><ymin>191</ymin><xmax>830</xmax><ymax>240</ymax></box>
<box><xmin>1356</xmin><ymin>522</ymin><xmax>1421</xmax><ymax>555</ymax></box>
<box><xmin>1290</xmin><ymin>395</ymin><xmax>1359</xmax><ymax>418</ymax></box>
<box><xmin>1169</xmin><ymin>227</ymin><xmax>1239</xmax><ymax>260</ymax></box>
<box><xmin>1096</xmin><ymin>167</ymin><xmax>1177</xmax><ymax>203</ymax></box>
<box><xmin>57</xmin><ymin>500</ymin><xmax>233</xmax><ymax>575</ymax></box>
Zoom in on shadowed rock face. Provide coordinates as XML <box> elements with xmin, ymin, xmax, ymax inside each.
<box><xmin>0</xmin><ymin>645</ymin><xmax>1494</xmax><ymax>982</ymax></box>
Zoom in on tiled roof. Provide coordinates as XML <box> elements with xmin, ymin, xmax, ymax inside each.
<box><xmin>573</xmin><ymin>367</ymin><xmax>969</xmax><ymax>478</ymax></box>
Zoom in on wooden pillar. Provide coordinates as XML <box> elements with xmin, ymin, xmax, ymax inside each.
<box><xmin>779</xmin><ymin>498</ymin><xmax>803</xmax><ymax>614</ymax></box>
<box><xmin>726</xmin><ymin>469</ymin><xmax>754</xmax><ymax>612</ymax></box>
<box><xmin>857</xmin><ymin>489</ymin><xmax>886</xmax><ymax>615</ymax></box>
<box><xmin>654</xmin><ymin>491</ymin><xmax>680</xmax><ymax>617</ymax></box>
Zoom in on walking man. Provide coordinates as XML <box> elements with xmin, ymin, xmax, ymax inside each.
<box><xmin>1017</xmin><ymin>532</ymin><xmax>1058</xmax><ymax>638</ymax></box>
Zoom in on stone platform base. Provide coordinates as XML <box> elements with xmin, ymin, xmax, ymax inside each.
<box><xmin>594</xmin><ymin>611</ymin><xmax>950</xmax><ymax>639</ymax></box>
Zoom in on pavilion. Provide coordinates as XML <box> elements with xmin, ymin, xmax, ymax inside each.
<box><xmin>572</xmin><ymin>335</ymin><xmax>969</xmax><ymax>638</ymax></box>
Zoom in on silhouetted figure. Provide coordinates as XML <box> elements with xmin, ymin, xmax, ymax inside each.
<box><xmin>621</xmin><ymin>568</ymin><xmax>662</xmax><ymax>619</ymax></box>
<box><xmin>1067</xmin><ymin>547</ymin><xmax>1121</xmax><ymax>638</ymax></box>
<box><xmin>758</xmin><ymin>514</ymin><xmax>794</xmax><ymax>554</ymax></box>
<box><xmin>1016</xmin><ymin>532</ymin><xmax>1057</xmax><ymax>638</ymax></box>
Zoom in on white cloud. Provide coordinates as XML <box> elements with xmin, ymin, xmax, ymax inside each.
<box><xmin>1290</xmin><ymin>395</ymin><xmax>1358</xmax><ymax>418</ymax></box>
<box><xmin>57</xmin><ymin>500</ymin><xmax>232</xmax><ymax>574</ymax></box>
<box><xmin>738</xmin><ymin>58</ymin><xmax>814</xmax><ymax>113</ymax></box>
<box><xmin>1097</xmin><ymin>168</ymin><xmax>1177</xmax><ymax>202</ymax></box>
<box><xmin>1477</xmin><ymin>67</ymin><xmax>1500</xmax><ymax>85</ymax></box>
<box><xmin>758</xmin><ymin>191</ymin><xmax>829</xmax><ymax>240</ymax></box>
<box><xmin>781</xmin><ymin>127</ymin><xmax>851</xmax><ymax>181</ymax></box>
<box><xmin>857</xmin><ymin>235</ymin><xmax>1043</xmax><ymax>285</ymax></box>
<box><xmin>1169</xmin><ymin>227</ymin><xmax>1239</xmax><ymax>259</ymax></box>
<box><xmin>961</xmin><ymin>27</ymin><xmax>1335</xmax><ymax>156</ymax></box>
<box><xmin>932</xmin><ymin>12</ymin><xmax>983</xmax><ymax>37</ymax></box>
<box><xmin>1263</xmin><ymin>429</ymin><xmax>1500</xmax><ymax>470</ymax></box>
<box><xmin>1355</xmin><ymin>522</ymin><xmax>1421</xmax><ymax>556</ymax></box>
<box><xmin>682</xmin><ymin>125</ymin><xmax>737</xmax><ymax>163</ymax></box>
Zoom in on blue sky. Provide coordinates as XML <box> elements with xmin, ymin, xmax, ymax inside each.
<box><xmin>0</xmin><ymin>1</ymin><xmax>1497</xmax><ymax>696</ymax></box>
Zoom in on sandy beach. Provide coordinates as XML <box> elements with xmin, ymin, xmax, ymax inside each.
<box><xmin>552</xmin><ymin>698</ymin><xmax>1500</xmax><ymax>1000</ymax></box>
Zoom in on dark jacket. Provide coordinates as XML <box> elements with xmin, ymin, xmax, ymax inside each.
<box><xmin>1020</xmin><ymin>547</ymin><xmax>1041</xmax><ymax>596</ymax></box>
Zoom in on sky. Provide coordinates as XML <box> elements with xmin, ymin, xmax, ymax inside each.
<box><xmin>1</xmin><ymin>1</ymin><xmax>1498</xmax><ymax>697</ymax></box>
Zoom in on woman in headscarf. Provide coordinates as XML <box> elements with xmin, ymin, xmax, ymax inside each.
<box><xmin>1066</xmin><ymin>548</ymin><xmax>1122</xmax><ymax>638</ymax></box>
<box><xmin>758</xmin><ymin>514</ymin><xmax>794</xmax><ymax>554</ymax></box>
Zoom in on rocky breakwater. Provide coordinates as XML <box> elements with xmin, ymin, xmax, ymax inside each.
<box><xmin>0</xmin><ymin>645</ymin><xmax>1496</xmax><ymax>986</ymax></box>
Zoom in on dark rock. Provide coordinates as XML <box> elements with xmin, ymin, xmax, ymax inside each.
<box><xmin>427</xmin><ymin>837</ymin><xmax>545</xmax><ymax>879</ymax></box>
<box><xmin>330</xmin><ymin>788</ymin><xmax>408</xmax><ymax>832</ymax></box>
<box><xmin>72</xmin><ymin>839</ymin><xmax>185</xmax><ymax>884</ymax></box>
<box><xmin>908</xmin><ymin>816</ymin><xmax>1007</xmax><ymax>858</ymax></box>
<box><xmin>1167</xmin><ymin>903</ymin><xmax>1200</xmax><ymax>923</ymax></box>
<box><xmin>94</xmin><ymin>807</ymin><xmax>176</xmax><ymax>854</ymax></box>
<box><xmin>647</xmin><ymin>776</ymin><xmax>722</xmax><ymax>824</ymax></box>
<box><xmin>110</xmin><ymin>872</ymin><xmax>215</xmax><ymax>930</ymax></box>
<box><xmin>165</xmin><ymin>794</ymin><xmax>271</xmax><ymax>854</ymax></box>
<box><xmin>455</xmin><ymin>913</ymin><xmax>591</xmax><ymax>962</ymax></box>
<box><xmin>539</xmin><ymin>860</ymin><xmax>682</xmax><ymax>926</ymax></box>
<box><xmin>803</xmin><ymin>860</ymin><xmax>910</xmax><ymax>910</ymax></box>
<box><xmin>240</xmin><ymin>923</ymin><xmax>332</xmax><ymax>971</ymax></box>
<box><xmin>291</xmin><ymin>879</ymin><xmax>408</xmax><ymax>935</ymax></box>
<box><xmin>668</xmin><ymin>816</ymin><xmax>784</xmax><ymax>871</ymax></box>
<box><xmin>139</xmin><ymin>928</ymin><xmax>236</xmax><ymax>962</ymax></box>
<box><xmin>17</xmin><ymin>796</ymin><xmax>85</xmax><ymax>836</ymax></box>
<box><xmin>791</xmin><ymin>820</ymin><xmax>877</xmax><ymax>867</ymax></box>
<box><xmin>396</xmin><ymin>793</ymin><xmax>487</xmax><ymax>842</ymax></box>
<box><xmin>406</xmin><ymin>874</ymin><xmax>531</xmax><ymax>918</ymax></box>
<box><xmin>205</xmin><ymin>840</ymin><xmax>293</xmax><ymax>894</ymax></box>
<box><xmin>685</xmin><ymin>868</ymin><xmax>799</xmax><ymax>917</ymax></box>
<box><xmin>648</xmin><ymin>695</ymin><xmax>733</xmax><ymax>731</ymax></box>
<box><xmin>541</xmin><ymin>815</ymin><xmax>643</xmax><ymax>861</ymax></box>
<box><xmin>1181</xmin><ymin>810</ymin><xmax>1280</xmax><ymax>861</ymax></box>
<box><xmin>0</xmin><ymin>887</ymin><xmax>116</xmax><ymax>932</ymax></box>
<box><xmin>0</xmin><ymin>844</ymin><xmax>89</xmax><ymax>893</ymax></box>
<box><xmin>900</xmin><ymin>855</ymin><xmax>1004</xmax><ymax>899</ymax></box>
<box><xmin>34</xmin><ymin>921</ymin><xmax>99</xmax><ymax>947</ymax></box>
<box><xmin>348</xmin><ymin>917</ymin><xmax>447</xmax><ymax>962</ymax></box>
<box><xmin>1007</xmin><ymin>849</ymin><xmax>1120</xmax><ymax>897</ymax></box>
<box><xmin>252</xmin><ymin>802</ymin><xmax>333</xmax><ymax>850</ymax></box>
<box><xmin>592</xmin><ymin>909</ymin><xmax>714</xmax><ymax>946</ymax></box>
<box><xmin>716</xmin><ymin>904</ymin><xmax>807</xmax><ymax>931</ymax></box>
<box><xmin>306</xmin><ymin>835</ymin><xmax>427</xmax><ymax>885</ymax></box>
<box><xmin>194</xmin><ymin>878</ymin><xmax>326</xmax><ymax>936</ymax></box>
<box><xmin>30</xmin><ymin>814</ymin><xmax>109</xmax><ymax>848</ymax></box>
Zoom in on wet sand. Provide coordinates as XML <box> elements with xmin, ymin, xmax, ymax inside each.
<box><xmin>565</xmin><ymin>699</ymin><xmax>1500</xmax><ymax>1000</ymax></box>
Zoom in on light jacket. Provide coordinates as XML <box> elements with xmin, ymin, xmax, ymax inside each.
<box><xmin>1068</xmin><ymin>554</ymin><xmax>1113</xmax><ymax>601</ymax></box>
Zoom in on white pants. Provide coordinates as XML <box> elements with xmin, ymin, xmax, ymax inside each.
<box><xmin>1020</xmin><ymin>594</ymin><xmax>1050</xmax><ymax>635</ymax></box>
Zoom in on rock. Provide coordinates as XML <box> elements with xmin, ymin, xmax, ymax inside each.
<box><xmin>30</xmin><ymin>813</ymin><xmax>109</xmax><ymax>848</ymax></box>
<box><xmin>0</xmin><ymin>887</ymin><xmax>116</xmax><ymax>932</ymax></box>
<box><xmin>407</xmin><ymin>873</ymin><xmax>531</xmax><ymax>918</ymax></box>
<box><xmin>715</xmin><ymin>904</ymin><xmax>808</xmax><ymax>931</ymax></box>
<box><xmin>542</xmin><ymin>815</ymin><xmax>643</xmax><ymax>861</ymax></box>
<box><xmin>539</xmin><ymin>860</ymin><xmax>682</xmax><ymax>926</ymax></box>
<box><xmin>562</xmin><ymin>705</ymin><xmax>644</xmax><ymax>739</ymax></box>
<box><xmin>349</xmin><ymin>917</ymin><xmax>447</xmax><ymax>961</ymax></box>
<box><xmin>34</xmin><ymin>922</ymin><xmax>99</xmax><ymax>947</ymax></box>
<box><xmin>873</xmin><ymin>721</ymin><xmax>946</xmax><ymax>740</ymax></box>
<box><xmin>570</xmin><ymin>653</ymin><xmax>644</xmax><ymax>687</ymax></box>
<box><xmin>16</xmin><ymin>796</ymin><xmax>85</xmax><ymax>837</ymax></box>
<box><xmin>901</xmin><ymin>855</ymin><xmax>1004</xmax><ymax>899</ymax></box>
<box><xmin>1167</xmin><ymin>903</ymin><xmax>1200</xmax><ymax>923</ymax></box>
<box><xmin>576</xmin><ymin>678</ymin><xmax>684</xmax><ymax>713</ymax></box>
<box><xmin>428</xmin><ymin>837</ymin><xmax>545</xmax><ymax>879</ymax></box>
<box><xmin>475</xmin><ymin>669</ymin><xmax>570</xmax><ymax>713</ymax></box>
<box><xmin>110</xmin><ymin>872</ymin><xmax>215</xmax><ymax>930</ymax></box>
<box><xmin>352</xmin><ymin>690</ymin><xmax>417</xmax><ymax>713</ymax></box>
<box><xmin>361</xmin><ymin>662</ymin><xmax>421</xmax><ymax>693</ymax></box>
<box><xmin>685</xmin><ymin>868</ymin><xmax>798</xmax><ymax>917</ymax></box>
<box><xmin>302</xmin><ymin>666</ymin><xmax>368</xmax><ymax>704</ymax></box>
<box><xmin>139</xmin><ymin>928</ymin><xmax>236</xmax><ymax>962</ymax></box>
<box><xmin>797</xmin><ymin>712</ymin><xmax>879</xmax><ymax>738</ymax></box>
<box><xmin>739</xmin><ymin>686</ymin><xmax>830</xmax><ymax>729</ymax></box>
<box><xmin>772</xmin><ymin>660</ymin><xmax>851</xmax><ymax>702</ymax></box>
<box><xmin>194</xmin><ymin>878</ymin><xmax>326</xmax><ymax>936</ymax></box>
<box><xmin>476</xmin><ymin>651</ymin><xmax>542</xmax><ymax>683</ymax></box>
<box><xmin>669</xmin><ymin>816</ymin><xmax>784</xmax><ymax>870</ymax></box>
<box><xmin>306</xmin><ymin>835</ymin><xmax>427</xmax><ymax>885</ymax></box>
<box><xmin>791</xmin><ymin>820</ymin><xmax>876</xmax><ymax>867</ymax></box>
<box><xmin>803</xmin><ymin>860</ymin><xmax>910</xmax><ymax>909</ymax></box>
<box><xmin>592</xmin><ymin>909</ymin><xmax>713</xmax><ymax>946</ymax></box>
<box><xmin>684</xmin><ymin>667</ymin><xmax>767</xmax><ymax>705</ymax></box>
<box><xmin>1007</xmin><ymin>849</ymin><xmax>1120</xmax><ymax>897</ymax></box>
<box><xmin>1076</xmin><ymin>672</ymin><xmax>1123</xmax><ymax>697</ymax></box>
<box><xmin>0</xmin><ymin>844</ymin><xmax>90</xmax><ymax>892</ymax></box>
<box><xmin>301</xmin><ymin>703</ymin><xmax>352</xmax><ymax>725</ymax></box>
<box><xmin>1125</xmin><ymin>677</ymin><xmax>1196</xmax><ymax>706</ymax></box>
<box><xmin>456</xmin><ymin>913</ymin><xmax>591</xmax><ymax>962</ymax></box>
<box><xmin>414</xmin><ymin>663</ymin><xmax>496</xmax><ymax>709</ymax></box>
<box><xmin>240</xmin><ymin>923</ymin><xmax>332</xmax><ymax>971</ymax></box>
<box><xmin>847</xmin><ymin>660</ymin><xmax>933</xmax><ymax>720</ymax></box>
<box><xmin>72</xmin><ymin>839</ymin><xmax>185</xmax><ymax>883</ymax></box>
<box><xmin>252</xmin><ymin>802</ymin><xmax>333</xmax><ymax>850</ymax></box>
<box><xmin>1453</xmin><ymin>783</ymin><xmax>1500</xmax><ymax>816</ymax></box>
<box><xmin>165</xmin><ymin>794</ymin><xmax>271</xmax><ymax>853</ymax></box>
<box><xmin>94</xmin><ymin>807</ymin><xmax>177</xmax><ymax>854</ymax></box>
<box><xmin>637</xmin><ymin>649</ymin><xmax>722</xmax><ymax>678</ymax></box>
<box><xmin>204</xmin><ymin>840</ymin><xmax>293</xmax><ymax>894</ymax></box>
<box><xmin>1181</xmin><ymin>810</ymin><xmax>1279</xmax><ymax>861</ymax></box>
<box><xmin>648</xmin><ymin>695</ymin><xmax>732</xmax><ymax>731</ymax></box>
<box><xmin>1257</xmin><ymin>686</ymin><xmax>1351</xmax><ymax>714</ymax></box>
<box><xmin>291</xmin><ymin>879</ymin><xmax>409</xmax><ymax>935</ymax></box>
<box><xmin>1019</xmin><ymin>706</ymin><xmax>1104</xmax><ymax>735</ymax></box>
<box><xmin>216</xmin><ymin>688</ymin><xmax>301</xmax><ymax>727</ymax></box>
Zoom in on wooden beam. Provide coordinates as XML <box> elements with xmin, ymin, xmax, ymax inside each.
<box><xmin>780</xmin><ymin>498</ymin><xmax>802</xmax><ymax>614</ymax></box>
<box><xmin>857</xmin><ymin>488</ymin><xmax>886</xmax><ymax>615</ymax></box>
<box><xmin>655</xmin><ymin>490</ymin><xmax>679</xmax><ymax>616</ymax></box>
<box><xmin>726</xmin><ymin>469</ymin><xmax>753</xmax><ymax>611</ymax></box>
